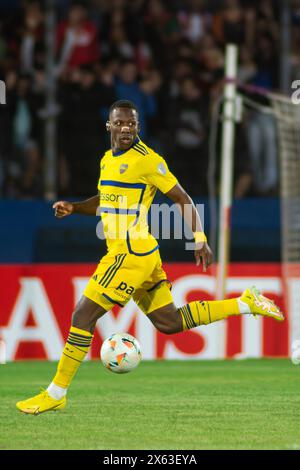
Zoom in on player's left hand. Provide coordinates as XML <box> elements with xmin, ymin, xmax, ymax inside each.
<box><xmin>195</xmin><ymin>243</ymin><xmax>213</xmax><ymax>272</ymax></box>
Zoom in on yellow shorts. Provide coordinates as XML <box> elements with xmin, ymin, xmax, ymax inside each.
<box><xmin>83</xmin><ymin>249</ymin><xmax>173</xmax><ymax>314</ymax></box>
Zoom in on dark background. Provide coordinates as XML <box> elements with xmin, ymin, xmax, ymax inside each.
<box><xmin>0</xmin><ymin>0</ymin><xmax>293</xmax><ymax>262</ymax></box>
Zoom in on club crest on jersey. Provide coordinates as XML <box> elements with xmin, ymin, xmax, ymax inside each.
<box><xmin>119</xmin><ymin>164</ymin><xmax>128</xmax><ymax>174</ymax></box>
<box><xmin>157</xmin><ymin>162</ymin><xmax>167</xmax><ymax>175</ymax></box>
<box><xmin>101</xmin><ymin>164</ymin><xmax>105</xmax><ymax>170</ymax></box>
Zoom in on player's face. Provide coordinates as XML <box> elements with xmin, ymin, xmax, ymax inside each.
<box><xmin>109</xmin><ymin>108</ymin><xmax>139</xmax><ymax>151</ymax></box>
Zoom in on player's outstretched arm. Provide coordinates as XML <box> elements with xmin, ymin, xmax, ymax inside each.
<box><xmin>165</xmin><ymin>183</ymin><xmax>213</xmax><ymax>271</ymax></box>
<box><xmin>53</xmin><ymin>195</ymin><xmax>99</xmax><ymax>218</ymax></box>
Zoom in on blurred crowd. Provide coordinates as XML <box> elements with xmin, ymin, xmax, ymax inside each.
<box><xmin>0</xmin><ymin>0</ymin><xmax>298</xmax><ymax>199</ymax></box>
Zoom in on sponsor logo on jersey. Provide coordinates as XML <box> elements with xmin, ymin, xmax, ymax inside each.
<box><xmin>116</xmin><ymin>281</ymin><xmax>135</xmax><ymax>295</ymax></box>
<box><xmin>100</xmin><ymin>193</ymin><xmax>124</xmax><ymax>202</ymax></box>
<box><xmin>157</xmin><ymin>162</ymin><xmax>167</xmax><ymax>175</ymax></box>
<box><xmin>119</xmin><ymin>163</ymin><xmax>128</xmax><ymax>174</ymax></box>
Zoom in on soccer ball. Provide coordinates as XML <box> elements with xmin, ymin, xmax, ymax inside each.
<box><xmin>100</xmin><ymin>333</ymin><xmax>142</xmax><ymax>373</ymax></box>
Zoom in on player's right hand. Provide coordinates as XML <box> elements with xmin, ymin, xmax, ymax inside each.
<box><xmin>194</xmin><ymin>242</ymin><xmax>213</xmax><ymax>272</ymax></box>
<box><xmin>53</xmin><ymin>201</ymin><xmax>74</xmax><ymax>218</ymax></box>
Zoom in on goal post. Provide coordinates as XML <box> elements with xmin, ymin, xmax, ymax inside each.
<box><xmin>216</xmin><ymin>44</ymin><xmax>238</xmax><ymax>300</ymax></box>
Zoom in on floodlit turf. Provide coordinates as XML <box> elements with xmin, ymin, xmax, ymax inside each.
<box><xmin>1</xmin><ymin>359</ymin><xmax>300</xmax><ymax>450</ymax></box>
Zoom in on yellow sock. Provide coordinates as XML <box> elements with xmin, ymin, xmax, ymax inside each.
<box><xmin>179</xmin><ymin>299</ymin><xmax>240</xmax><ymax>331</ymax></box>
<box><xmin>53</xmin><ymin>326</ymin><xmax>93</xmax><ymax>388</ymax></box>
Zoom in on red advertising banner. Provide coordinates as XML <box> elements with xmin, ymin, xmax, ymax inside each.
<box><xmin>0</xmin><ymin>263</ymin><xmax>288</xmax><ymax>361</ymax></box>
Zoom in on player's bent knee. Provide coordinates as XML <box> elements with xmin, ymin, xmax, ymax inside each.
<box><xmin>147</xmin><ymin>303</ymin><xmax>182</xmax><ymax>335</ymax></box>
<box><xmin>148</xmin><ymin>307</ymin><xmax>182</xmax><ymax>334</ymax></box>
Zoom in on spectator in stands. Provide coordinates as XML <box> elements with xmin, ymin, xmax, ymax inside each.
<box><xmin>252</xmin><ymin>32</ymin><xmax>279</xmax><ymax>89</ymax></box>
<box><xmin>238</xmin><ymin>45</ymin><xmax>257</xmax><ymax>83</ymax></box>
<box><xmin>5</xmin><ymin>73</ymin><xmax>43</xmax><ymax>197</ymax></box>
<box><xmin>0</xmin><ymin>0</ymin><xmax>45</xmax><ymax>77</ymax></box>
<box><xmin>56</xmin><ymin>2</ymin><xmax>100</xmax><ymax>75</ymax></box>
<box><xmin>234</xmin><ymin>123</ymin><xmax>252</xmax><ymax>199</ymax></box>
<box><xmin>100</xmin><ymin>0</ymin><xmax>143</xmax><ymax>46</ymax></box>
<box><xmin>177</xmin><ymin>0</ymin><xmax>211</xmax><ymax>44</ymax></box>
<box><xmin>103</xmin><ymin>24</ymin><xmax>135</xmax><ymax>61</ymax></box>
<box><xmin>58</xmin><ymin>64</ymin><xmax>114</xmax><ymax>197</ymax></box>
<box><xmin>0</xmin><ymin>70</ymin><xmax>17</xmax><ymax>196</ymax></box>
<box><xmin>115</xmin><ymin>60</ymin><xmax>157</xmax><ymax>138</ymax></box>
<box><xmin>19</xmin><ymin>0</ymin><xmax>44</xmax><ymax>75</ymax></box>
<box><xmin>247</xmin><ymin>109</ymin><xmax>278</xmax><ymax>195</ymax></box>
<box><xmin>143</xmin><ymin>0</ymin><xmax>180</xmax><ymax>70</ymax></box>
<box><xmin>198</xmin><ymin>38</ymin><xmax>224</xmax><ymax>96</ymax></box>
<box><xmin>0</xmin><ymin>0</ymin><xmax>284</xmax><ymax>199</ymax></box>
<box><xmin>168</xmin><ymin>59</ymin><xmax>195</xmax><ymax>98</ymax></box>
<box><xmin>167</xmin><ymin>76</ymin><xmax>208</xmax><ymax>196</ymax></box>
<box><xmin>256</xmin><ymin>0</ymin><xmax>279</xmax><ymax>41</ymax></box>
<box><xmin>212</xmin><ymin>0</ymin><xmax>254</xmax><ymax>49</ymax></box>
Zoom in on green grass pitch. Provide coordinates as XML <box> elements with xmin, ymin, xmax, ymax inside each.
<box><xmin>1</xmin><ymin>359</ymin><xmax>300</xmax><ymax>450</ymax></box>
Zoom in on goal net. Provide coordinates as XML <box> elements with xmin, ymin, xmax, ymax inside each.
<box><xmin>272</xmin><ymin>95</ymin><xmax>300</xmax><ymax>351</ymax></box>
<box><xmin>209</xmin><ymin>45</ymin><xmax>300</xmax><ymax>354</ymax></box>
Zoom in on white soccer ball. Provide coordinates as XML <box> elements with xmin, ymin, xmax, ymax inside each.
<box><xmin>291</xmin><ymin>340</ymin><xmax>300</xmax><ymax>365</ymax></box>
<box><xmin>100</xmin><ymin>333</ymin><xmax>142</xmax><ymax>373</ymax></box>
<box><xmin>291</xmin><ymin>349</ymin><xmax>300</xmax><ymax>365</ymax></box>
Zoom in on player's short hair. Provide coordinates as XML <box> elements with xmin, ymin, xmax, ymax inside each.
<box><xmin>109</xmin><ymin>100</ymin><xmax>138</xmax><ymax>117</ymax></box>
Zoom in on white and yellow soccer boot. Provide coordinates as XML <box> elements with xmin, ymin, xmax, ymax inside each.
<box><xmin>239</xmin><ymin>286</ymin><xmax>284</xmax><ymax>321</ymax></box>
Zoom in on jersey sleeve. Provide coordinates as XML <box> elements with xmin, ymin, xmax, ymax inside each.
<box><xmin>144</xmin><ymin>152</ymin><xmax>178</xmax><ymax>194</ymax></box>
<box><xmin>97</xmin><ymin>154</ymin><xmax>106</xmax><ymax>191</ymax></box>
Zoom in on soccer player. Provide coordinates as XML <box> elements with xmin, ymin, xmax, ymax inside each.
<box><xmin>16</xmin><ymin>100</ymin><xmax>284</xmax><ymax>414</ymax></box>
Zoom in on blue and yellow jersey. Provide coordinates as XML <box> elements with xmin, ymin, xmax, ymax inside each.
<box><xmin>98</xmin><ymin>138</ymin><xmax>178</xmax><ymax>255</ymax></box>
